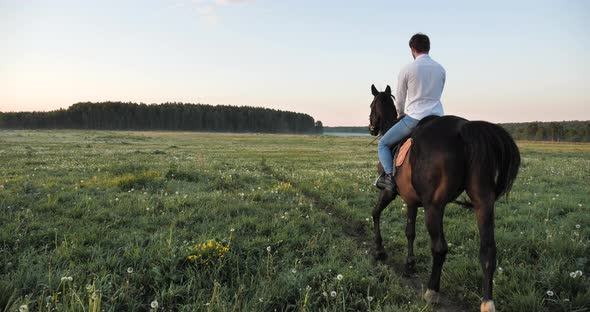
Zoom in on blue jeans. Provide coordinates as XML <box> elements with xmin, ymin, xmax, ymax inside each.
<box><xmin>378</xmin><ymin>115</ymin><xmax>420</xmax><ymax>174</ymax></box>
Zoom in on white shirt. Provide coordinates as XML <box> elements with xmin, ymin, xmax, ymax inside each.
<box><xmin>395</xmin><ymin>54</ymin><xmax>445</xmax><ymax>120</ymax></box>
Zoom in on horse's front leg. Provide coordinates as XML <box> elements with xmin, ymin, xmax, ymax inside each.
<box><xmin>404</xmin><ymin>204</ymin><xmax>419</xmax><ymax>276</ymax></box>
<box><xmin>372</xmin><ymin>190</ymin><xmax>396</xmax><ymax>260</ymax></box>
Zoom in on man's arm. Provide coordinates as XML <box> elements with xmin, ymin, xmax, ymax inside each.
<box><xmin>395</xmin><ymin>68</ymin><xmax>407</xmax><ymax>117</ymax></box>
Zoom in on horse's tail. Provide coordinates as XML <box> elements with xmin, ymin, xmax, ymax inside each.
<box><xmin>460</xmin><ymin>121</ymin><xmax>521</xmax><ymax>201</ymax></box>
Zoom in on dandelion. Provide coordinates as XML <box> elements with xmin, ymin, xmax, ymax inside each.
<box><xmin>575</xmin><ymin>270</ymin><xmax>583</xmax><ymax>277</ymax></box>
<box><xmin>570</xmin><ymin>272</ymin><xmax>576</xmax><ymax>278</ymax></box>
<box><xmin>230</xmin><ymin>228</ymin><xmax>235</xmax><ymax>232</ymax></box>
<box><xmin>367</xmin><ymin>296</ymin><xmax>374</xmax><ymax>302</ymax></box>
<box><xmin>151</xmin><ymin>300</ymin><xmax>158</xmax><ymax>309</ymax></box>
<box><xmin>575</xmin><ymin>224</ymin><xmax>581</xmax><ymax>229</ymax></box>
<box><xmin>127</xmin><ymin>267</ymin><xmax>134</xmax><ymax>274</ymax></box>
<box><xmin>19</xmin><ymin>305</ymin><xmax>28</xmax><ymax>312</ymax></box>
<box><xmin>336</xmin><ymin>274</ymin><xmax>343</xmax><ymax>281</ymax></box>
<box><xmin>498</xmin><ymin>267</ymin><xmax>503</xmax><ymax>274</ymax></box>
<box><xmin>267</xmin><ymin>246</ymin><xmax>271</xmax><ymax>252</ymax></box>
<box><xmin>322</xmin><ymin>292</ymin><xmax>328</xmax><ymax>297</ymax></box>
<box><xmin>578</xmin><ymin>203</ymin><xmax>583</xmax><ymax>207</ymax></box>
<box><xmin>291</xmin><ymin>268</ymin><xmax>297</xmax><ymax>273</ymax></box>
<box><xmin>86</xmin><ymin>284</ymin><xmax>92</xmax><ymax>292</ymax></box>
<box><xmin>306</xmin><ymin>285</ymin><xmax>312</xmax><ymax>291</ymax></box>
<box><xmin>330</xmin><ymin>291</ymin><xmax>337</xmax><ymax>297</ymax></box>
<box><xmin>546</xmin><ymin>290</ymin><xmax>554</xmax><ymax>297</ymax></box>
<box><xmin>92</xmin><ymin>292</ymin><xmax>99</xmax><ymax>300</ymax></box>
<box><xmin>259</xmin><ymin>297</ymin><xmax>264</xmax><ymax>303</ymax></box>
<box><xmin>67</xmin><ymin>276</ymin><xmax>73</xmax><ymax>282</ymax></box>
<box><xmin>115</xmin><ymin>197</ymin><xmax>119</xmax><ymax>201</ymax></box>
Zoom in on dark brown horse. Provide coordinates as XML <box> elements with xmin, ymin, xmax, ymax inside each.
<box><xmin>368</xmin><ymin>85</ymin><xmax>520</xmax><ymax>312</ymax></box>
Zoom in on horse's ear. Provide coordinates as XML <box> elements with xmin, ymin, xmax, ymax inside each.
<box><xmin>385</xmin><ymin>85</ymin><xmax>391</xmax><ymax>95</ymax></box>
<box><xmin>371</xmin><ymin>84</ymin><xmax>379</xmax><ymax>96</ymax></box>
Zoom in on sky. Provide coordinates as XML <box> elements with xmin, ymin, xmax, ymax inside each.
<box><xmin>0</xmin><ymin>0</ymin><xmax>588</xmax><ymax>126</ymax></box>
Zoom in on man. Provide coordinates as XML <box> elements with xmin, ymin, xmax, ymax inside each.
<box><xmin>376</xmin><ymin>33</ymin><xmax>446</xmax><ymax>192</ymax></box>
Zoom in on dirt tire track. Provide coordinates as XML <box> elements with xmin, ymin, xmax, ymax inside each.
<box><xmin>262</xmin><ymin>162</ymin><xmax>471</xmax><ymax>312</ymax></box>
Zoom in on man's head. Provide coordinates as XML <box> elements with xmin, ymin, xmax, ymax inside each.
<box><xmin>409</xmin><ymin>33</ymin><xmax>430</xmax><ymax>59</ymax></box>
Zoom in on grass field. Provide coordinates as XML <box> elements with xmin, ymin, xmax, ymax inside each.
<box><xmin>0</xmin><ymin>130</ymin><xmax>588</xmax><ymax>312</ymax></box>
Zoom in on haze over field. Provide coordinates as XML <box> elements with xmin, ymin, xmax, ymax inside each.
<box><xmin>1</xmin><ymin>0</ymin><xmax>588</xmax><ymax>125</ymax></box>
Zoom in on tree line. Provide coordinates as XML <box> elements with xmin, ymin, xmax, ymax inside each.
<box><xmin>0</xmin><ymin>102</ymin><xmax>324</xmax><ymax>134</ymax></box>
<box><xmin>324</xmin><ymin>120</ymin><xmax>590</xmax><ymax>142</ymax></box>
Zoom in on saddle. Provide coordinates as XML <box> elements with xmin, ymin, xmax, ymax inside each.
<box><xmin>391</xmin><ymin>138</ymin><xmax>412</xmax><ymax>177</ymax></box>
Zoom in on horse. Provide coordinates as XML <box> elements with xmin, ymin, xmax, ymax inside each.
<box><xmin>368</xmin><ymin>84</ymin><xmax>520</xmax><ymax>312</ymax></box>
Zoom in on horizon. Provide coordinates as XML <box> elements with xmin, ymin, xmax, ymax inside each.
<box><xmin>1</xmin><ymin>0</ymin><xmax>588</xmax><ymax>126</ymax></box>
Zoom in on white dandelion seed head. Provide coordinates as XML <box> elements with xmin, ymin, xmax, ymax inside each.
<box><xmin>570</xmin><ymin>272</ymin><xmax>576</xmax><ymax>278</ymax></box>
<box><xmin>322</xmin><ymin>291</ymin><xmax>328</xmax><ymax>297</ymax></box>
<box><xmin>86</xmin><ymin>284</ymin><xmax>92</xmax><ymax>291</ymax></box>
<box><xmin>266</xmin><ymin>246</ymin><xmax>271</xmax><ymax>252</ymax></box>
<box><xmin>91</xmin><ymin>292</ymin><xmax>99</xmax><ymax>300</ymax></box>
<box><xmin>19</xmin><ymin>305</ymin><xmax>29</xmax><ymax>312</ymax></box>
<box><xmin>575</xmin><ymin>224</ymin><xmax>581</xmax><ymax>229</ymax></box>
<box><xmin>546</xmin><ymin>290</ymin><xmax>554</xmax><ymax>296</ymax></box>
<box><xmin>67</xmin><ymin>276</ymin><xmax>73</xmax><ymax>282</ymax></box>
<box><xmin>127</xmin><ymin>267</ymin><xmax>134</xmax><ymax>274</ymax></box>
<box><xmin>306</xmin><ymin>285</ymin><xmax>312</xmax><ymax>291</ymax></box>
<box><xmin>367</xmin><ymin>296</ymin><xmax>374</xmax><ymax>302</ymax></box>
<box><xmin>151</xmin><ymin>300</ymin><xmax>158</xmax><ymax>308</ymax></box>
<box><xmin>291</xmin><ymin>268</ymin><xmax>297</xmax><ymax>273</ymax></box>
<box><xmin>336</xmin><ymin>274</ymin><xmax>343</xmax><ymax>281</ymax></box>
<box><xmin>230</xmin><ymin>228</ymin><xmax>235</xmax><ymax>232</ymax></box>
<box><xmin>330</xmin><ymin>291</ymin><xmax>337</xmax><ymax>297</ymax></box>
<box><xmin>259</xmin><ymin>297</ymin><xmax>264</xmax><ymax>302</ymax></box>
<box><xmin>575</xmin><ymin>270</ymin><xmax>583</xmax><ymax>277</ymax></box>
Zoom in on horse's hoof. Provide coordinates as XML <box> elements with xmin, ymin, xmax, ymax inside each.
<box><xmin>423</xmin><ymin>289</ymin><xmax>440</xmax><ymax>304</ymax></box>
<box><xmin>402</xmin><ymin>266</ymin><xmax>418</xmax><ymax>278</ymax></box>
<box><xmin>374</xmin><ymin>250</ymin><xmax>388</xmax><ymax>261</ymax></box>
<box><xmin>481</xmin><ymin>300</ymin><xmax>495</xmax><ymax>312</ymax></box>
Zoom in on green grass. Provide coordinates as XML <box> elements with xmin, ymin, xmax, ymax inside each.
<box><xmin>0</xmin><ymin>130</ymin><xmax>588</xmax><ymax>312</ymax></box>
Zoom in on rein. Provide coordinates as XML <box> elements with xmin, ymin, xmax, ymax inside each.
<box><xmin>367</xmin><ymin>134</ymin><xmax>382</xmax><ymax>146</ymax></box>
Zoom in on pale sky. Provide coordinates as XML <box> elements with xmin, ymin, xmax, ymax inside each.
<box><xmin>1</xmin><ymin>0</ymin><xmax>588</xmax><ymax>126</ymax></box>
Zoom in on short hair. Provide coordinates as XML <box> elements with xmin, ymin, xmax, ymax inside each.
<box><xmin>409</xmin><ymin>33</ymin><xmax>430</xmax><ymax>53</ymax></box>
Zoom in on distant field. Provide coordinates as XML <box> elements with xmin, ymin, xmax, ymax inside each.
<box><xmin>0</xmin><ymin>130</ymin><xmax>588</xmax><ymax>311</ymax></box>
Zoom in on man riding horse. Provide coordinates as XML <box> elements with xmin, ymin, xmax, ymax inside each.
<box><xmin>374</xmin><ymin>33</ymin><xmax>446</xmax><ymax>193</ymax></box>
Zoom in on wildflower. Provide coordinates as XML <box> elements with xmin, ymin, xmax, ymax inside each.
<box><xmin>127</xmin><ymin>267</ymin><xmax>134</xmax><ymax>274</ymax></box>
<box><xmin>230</xmin><ymin>228</ymin><xmax>235</xmax><ymax>232</ymax></box>
<box><xmin>19</xmin><ymin>305</ymin><xmax>28</xmax><ymax>312</ymax></box>
<box><xmin>259</xmin><ymin>297</ymin><xmax>264</xmax><ymax>303</ymax></box>
<box><xmin>306</xmin><ymin>285</ymin><xmax>312</xmax><ymax>291</ymax></box>
<box><xmin>267</xmin><ymin>246</ymin><xmax>271</xmax><ymax>252</ymax></box>
<box><xmin>575</xmin><ymin>270</ymin><xmax>583</xmax><ymax>277</ymax></box>
<box><xmin>92</xmin><ymin>292</ymin><xmax>99</xmax><ymax>300</ymax></box>
<box><xmin>330</xmin><ymin>291</ymin><xmax>337</xmax><ymax>297</ymax></box>
<box><xmin>365</xmin><ymin>217</ymin><xmax>370</xmax><ymax>222</ymax></box>
<box><xmin>86</xmin><ymin>284</ymin><xmax>92</xmax><ymax>292</ymax></box>
<box><xmin>151</xmin><ymin>300</ymin><xmax>158</xmax><ymax>309</ymax></box>
<box><xmin>367</xmin><ymin>296</ymin><xmax>374</xmax><ymax>302</ymax></box>
<box><xmin>291</xmin><ymin>268</ymin><xmax>297</xmax><ymax>273</ymax></box>
<box><xmin>115</xmin><ymin>198</ymin><xmax>119</xmax><ymax>201</ymax></box>
<box><xmin>498</xmin><ymin>267</ymin><xmax>503</xmax><ymax>274</ymax></box>
<box><xmin>67</xmin><ymin>276</ymin><xmax>73</xmax><ymax>282</ymax></box>
<box><xmin>570</xmin><ymin>272</ymin><xmax>576</xmax><ymax>278</ymax></box>
<box><xmin>336</xmin><ymin>274</ymin><xmax>343</xmax><ymax>281</ymax></box>
<box><xmin>575</xmin><ymin>224</ymin><xmax>581</xmax><ymax>229</ymax></box>
<box><xmin>322</xmin><ymin>292</ymin><xmax>328</xmax><ymax>297</ymax></box>
<box><xmin>546</xmin><ymin>290</ymin><xmax>554</xmax><ymax>297</ymax></box>
<box><xmin>578</xmin><ymin>203</ymin><xmax>583</xmax><ymax>207</ymax></box>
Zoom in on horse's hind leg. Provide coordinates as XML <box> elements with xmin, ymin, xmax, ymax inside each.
<box><xmin>423</xmin><ymin>202</ymin><xmax>448</xmax><ymax>304</ymax></box>
<box><xmin>470</xmin><ymin>191</ymin><xmax>497</xmax><ymax>312</ymax></box>
<box><xmin>372</xmin><ymin>190</ymin><xmax>395</xmax><ymax>260</ymax></box>
<box><xmin>404</xmin><ymin>204</ymin><xmax>418</xmax><ymax>276</ymax></box>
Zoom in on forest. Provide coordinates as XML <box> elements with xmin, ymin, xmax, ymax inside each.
<box><xmin>0</xmin><ymin>102</ymin><xmax>323</xmax><ymax>134</ymax></box>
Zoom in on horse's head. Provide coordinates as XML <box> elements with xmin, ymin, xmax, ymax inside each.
<box><xmin>368</xmin><ymin>84</ymin><xmax>398</xmax><ymax>136</ymax></box>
